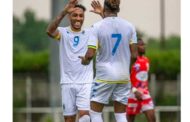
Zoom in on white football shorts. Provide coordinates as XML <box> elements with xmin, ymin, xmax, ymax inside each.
<box><xmin>90</xmin><ymin>80</ymin><xmax>131</xmax><ymax>105</ymax></box>
<box><xmin>61</xmin><ymin>83</ymin><xmax>92</xmax><ymax>116</ymax></box>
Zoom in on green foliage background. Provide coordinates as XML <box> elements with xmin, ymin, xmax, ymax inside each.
<box><xmin>13</xmin><ymin>10</ymin><xmax>49</xmax><ymax>52</ymax></box>
<box><xmin>146</xmin><ymin>36</ymin><xmax>180</xmax><ymax>79</ymax></box>
<box><xmin>13</xmin><ymin>10</ymin><xmax>50</xmax><ymax>73</ymax></box>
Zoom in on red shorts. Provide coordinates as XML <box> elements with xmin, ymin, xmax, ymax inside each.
<box><xmin>126</xmin><ymin>98</ymin><xmax>154</xmax><ymax>115</ymax></box>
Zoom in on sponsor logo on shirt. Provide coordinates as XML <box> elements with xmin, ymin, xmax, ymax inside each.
<box><xmin>136</xmin><ymin>71</ymin><xmax>148</xmax><ymax>82</ymax></box>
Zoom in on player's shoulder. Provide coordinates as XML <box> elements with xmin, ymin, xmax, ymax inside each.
<box><xmin>92</xmin><ymin>20</ymin><xmax>104</xmax><ymax>28</ymax></box>
<box><xmin>83</xmin><ymin>28</ymin><xmax>91</xmax><ymax>34</ymax></box>
<box><xmin>133</xmin><ymin>62</ymin><xmax>141</xmax><ymax>71</ymax></box>
<box><xmin>58</xmin><ymin>26</ymin><xmax>67</xmax><ymax>31</ymax></box>
<box><xmin>119</xmin><ymin>18</ymin><xmax>135</xmax><ymax>28</ymax></box>
<box><xmin>83</xmin><ymin>28</ymin><xmax>94</xmax><ymax>37</ymax></box>
<box><xmin>142</xmin><ymin>56</ymin><xmax>150</xmax><ymax>63</ymax></box>
<box><xmin>57</xmin><ymin>26</ymin><xmax>68</xmax><ymax>34</ymax></box>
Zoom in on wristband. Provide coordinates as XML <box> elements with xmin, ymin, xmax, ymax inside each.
<box><xmin>54</xmin><ymin>33</ymin><xmax>61</xmax><ymax>40</ymax></box>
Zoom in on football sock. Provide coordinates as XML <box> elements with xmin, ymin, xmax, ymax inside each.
<box><xmin>90</xmin><ymin>110</ymin><xmax>103</xmax><ymax>122</ymax></box>
<box><xmin>79</xmin><ymin>115</ymin><xmax>90</xmax><ymax>122</ymax></box>
<box><xmin>114</xmin><ymin>112</ymin><xmax>128</xmax><ymax>122</ymax></box>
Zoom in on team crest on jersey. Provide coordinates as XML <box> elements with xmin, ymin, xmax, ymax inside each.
<box><xmin>134</xmin><ymin>63</ymin><xmax>140</xmax><ymax>71</ymax></box>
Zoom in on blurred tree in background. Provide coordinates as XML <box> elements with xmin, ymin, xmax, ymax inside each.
<box><xmin>13</xmin><ymin>9</ymin><xmax>49</xmax><ymax>52</ymax></box>
<box><xmin>13</xmin><ymin>10</ymin><xmax>49</xmax><ymax>73</ymax></box>
<box><xmin>146</xmin><ymin>35</ymin><xmax>180</xmax><ymax>80</ymax></box>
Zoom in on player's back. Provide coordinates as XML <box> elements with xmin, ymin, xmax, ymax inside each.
<box><xmin>92</xmin><ymin>17</ymin><xmax>137</xmax><ymax>82</ymax></box>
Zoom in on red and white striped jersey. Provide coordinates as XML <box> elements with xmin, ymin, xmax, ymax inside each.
<box><xmin>130</xmin><ymin>56</ymin><xmax>151</xmax><ymax>100</ymax></box>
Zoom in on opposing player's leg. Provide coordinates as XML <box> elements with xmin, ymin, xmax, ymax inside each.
<box><xmin>142</xmin><ymin>100</ymin><xmax>156</xmax><ymax>122</ymax></box>
<box><xmin>127</xmin><ymin>114</ymin><xmax>136</xmax><ymax>122</ymax></box>
<box><xmin>126</xmin><ymin>98</ymin><xmax>141</xmax><ymax>122</ymax></box>
<box><xmin>126</xmin><ymin>101</ymin><xmax>139</xmax><ymax>122</ymax></box>
<box><xmin>144</xmin><ymin>109</ymin><xmax>156</xmax><ymax>122</ymax></box>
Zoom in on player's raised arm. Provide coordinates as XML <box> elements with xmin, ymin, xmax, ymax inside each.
<box><xmin>46</xmin><ymin>0</ymin><xmax>78</xmax><ymax>39</ymax></box>
<box><xmin>90</xmin><ymin>0</ymin><xmax>104</xmax><ymax>18</ymax></box>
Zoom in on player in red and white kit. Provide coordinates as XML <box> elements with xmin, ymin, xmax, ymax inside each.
<box><xmin>126</xmin><ymin>39</ymin><xmax>156</xmax><ymax>122</ymax></box>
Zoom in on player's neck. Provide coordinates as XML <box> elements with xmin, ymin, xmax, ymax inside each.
<box><xmin>104</xmin><ymin>12</ymin><xmax>117</xmax><ymax>17</ymax></box>
<box><xmin>138</xmin><ymin>54</ymin><xmax>144</xmax><ymax>57</ymax></box>
<box><xmin>70</xmin><ymin>26</ymin><xmax>81</xmax><ymax>32</ymax></box>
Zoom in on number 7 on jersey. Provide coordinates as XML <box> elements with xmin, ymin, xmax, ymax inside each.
<box><xmin>112</xmin><ymin>34</ymin><xmax>122</xmax><ymax>56</ymax></box>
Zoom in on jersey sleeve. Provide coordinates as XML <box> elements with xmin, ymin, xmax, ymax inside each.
<box><xmin>88</xmin><ymin>24</ymin><xmax>99</xmax><ymax>49</ymax></box>
<box><xmin>51</xmin><ymin>27</ymin><xmax>62</xmax><ymax>41</ymax></box>
<box><xmin>90</xmin><ymin>23</ymin><xmax>98</xmax><ymax>36</ymax></box>
<box><xmin>88</xmin><ymin>34</ymin><xmax>98</xmax><ymax>49</ymax></box>
<box><xmin>56</xmin><ymin>27</ymin><xmax>66</xmax><ymax>44</ymax></box>
<box><xmin>130</xmin><ymin>25</ymin><xmax>137</xmax><ymax>44</ymax></box>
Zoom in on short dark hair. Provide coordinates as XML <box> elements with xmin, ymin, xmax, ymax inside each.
<box><xmin>75</xmin><ymin>4</ymin><xmax>86</xmax><ymax>12</ymax></box>
<box><xmin>104</xmin><ymin>0</ymin><xmax>120</xmax><ymax>12</ymax></box>
<box><xmin>138</xmin><ymin>38</ymin><xmax>143</xmax><ymax>42</ymax></box>
<box><xmin>137</xmin><ymin>38</ymin><xmax>145</xmax><ymax>44</ymax></box>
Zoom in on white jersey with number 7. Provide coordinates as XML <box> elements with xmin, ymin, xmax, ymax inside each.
<box><xmin>91</xmin><ymin>17</ymin><xmax>137</xmax><ymax>83</ymax></box>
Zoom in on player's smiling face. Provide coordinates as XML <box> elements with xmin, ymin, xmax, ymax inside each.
<box><xmin>69</xmin><ymin>7</ymin><xmax>84</xmax><ymax>31</ymax></box>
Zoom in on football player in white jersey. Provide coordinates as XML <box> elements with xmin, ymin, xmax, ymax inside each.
<box><xmin>79</xmin><ymin>0</ymin><xmax>138</xmax><ymax>122</ymax></box>
<box><xmin>46</xmin><ymin>0</ymin><xmax>96</xmax><ymax>122</ymax></box>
